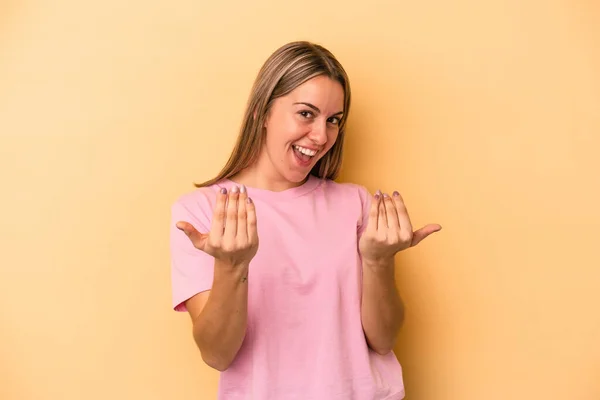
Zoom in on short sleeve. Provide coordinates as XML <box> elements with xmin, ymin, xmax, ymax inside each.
<box><xmin>356</xmin><ymin>185</ymin><xmax>372</xmax><ymax>239</ymax></box>
<box><xmin>169</xmin><ymin>193</ymin><xmax>215</xmax><ymax>312</ymax></box>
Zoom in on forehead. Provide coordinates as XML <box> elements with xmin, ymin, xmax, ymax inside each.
<box><xmin>286</xmin><ymin>75</ymin><xmax>344</xmax><ymax>109</ymax></box>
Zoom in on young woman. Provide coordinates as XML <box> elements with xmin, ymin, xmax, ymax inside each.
<box><xmin>170</xmin><ymin>41</ymin><xmax>441</xmax><ymax>399</ymax></box>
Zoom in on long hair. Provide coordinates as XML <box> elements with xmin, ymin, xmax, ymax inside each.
<box><xmin>194</xmin><ymin>41</ymin><xmax>351</xmax><ymax>188</ymax></box>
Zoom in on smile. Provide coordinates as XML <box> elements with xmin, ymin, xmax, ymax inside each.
<box><xmin>293</xmin><ymin>145</ymin><xmax>318</xmax><ymax>157</ymax></box>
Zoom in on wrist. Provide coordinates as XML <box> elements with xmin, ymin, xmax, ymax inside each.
<box><xmin>214</xmin><ymin>259</ymin><xmax>249</xmax><ymax>282</ymax></box>
<box><xmin>362</xmin><ymin>256</ymin><xmax>395</xmax><ymax>270</ymax></box>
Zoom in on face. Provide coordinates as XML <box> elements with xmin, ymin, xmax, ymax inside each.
<box><xmin>258</xmin><ymin>75</ymin><xmax>345</xmax><ymax>185</ymax></box>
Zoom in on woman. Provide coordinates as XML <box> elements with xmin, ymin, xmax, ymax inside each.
<box><xmin>170</xmin><ymin>41</ymin><xmax>441</xmax><ymax>399</ymax></box>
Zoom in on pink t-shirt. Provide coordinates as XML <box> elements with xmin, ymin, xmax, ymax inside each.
<box><xmin>170</xmin><ymin>175</ymin><xmax>405</xmax><ymax>399</ymax></box>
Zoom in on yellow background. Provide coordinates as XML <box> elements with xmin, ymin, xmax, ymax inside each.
<box><xmin>1</xmin><ymin>0</ymin><xmax>599</xmax><ymax>399</ymax></box>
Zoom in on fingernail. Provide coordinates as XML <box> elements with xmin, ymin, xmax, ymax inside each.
<box><xmin>374</xmin><ymin>193</ymin><xmax>380</xmax><ymax>200</ymax></box>
<box><xmin>383</xmin><ymin>193</ymin><xmax>390</xmax><ymax>198</ymax></box>
<box><xmin>231</xmin><ymin>186</ymin><xmax>239</xmax><ymax>193</ymax></box>
<box><xmin>247</xmin><ymin>197</ymin><xmax>253</xmax><ymax>204</ymax></box>
<box><xmin>393</xmin><ymin>191</ymin><xmax>399</xmax><ymax>197</ymax></box>
<box><xmin>240</xmin><ymin>184</ymin><xmax>246</xmax><ymax>194</ymax></box>
<box><xmin>220</xmin><ymin>188</ymin><xmax>227</xmax><ymax>194</ymax></box>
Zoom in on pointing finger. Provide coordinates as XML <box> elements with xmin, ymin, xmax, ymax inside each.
<box><xmin>367</xmin><ymin>191</ymin><xmax>380</xmax><ymax>234</ymax></box>
<box><xmin>211</xmin><ymin>187</ymin><xmax>228</xmax><ymax>236</ymax></box>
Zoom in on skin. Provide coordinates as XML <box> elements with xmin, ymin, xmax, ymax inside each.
<box><xmin>176</xmin><ymin>75</ymin><xmax>442</xmax><ymax>370</ymax></box>
<box><xmin>233</xmin><ymin>75</ymin><xmax>345</xmax><ymax>191</ymax></box>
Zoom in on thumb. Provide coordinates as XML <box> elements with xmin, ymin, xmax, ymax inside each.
<box><xmin>411</xmin><ymin>224</ymin><xmax>442</xmax><ymax>247</ymax></box>
<box><xmin>176</xmin><ymin>221</ymin><xmax>208</xmax><ymax>249</ymax></box>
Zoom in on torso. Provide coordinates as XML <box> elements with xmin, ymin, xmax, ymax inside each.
<box><xmin>200</xmin><ymin>176</ymin><xmax>405</xmax><ymax>399</ymax></box>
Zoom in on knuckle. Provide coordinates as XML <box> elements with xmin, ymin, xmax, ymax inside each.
<box><xmin>399</xmin><ymin>232</ymin><xmax>412</xmax><ymax>243</ymax></box>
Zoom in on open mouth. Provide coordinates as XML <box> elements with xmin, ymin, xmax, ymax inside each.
<box><xmin>292</xmin><ymin>145</ymin><xmax>318</xmax><ymax>164</ymax></box>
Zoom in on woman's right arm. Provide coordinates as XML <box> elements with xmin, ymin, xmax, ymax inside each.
<box><xmin>185</xmin><ymin>260</ymin><xmax>249</xmax><ymax>371</ymax></box>
<box><xmin>176</xmin><ymin>185</ymin><xmax>258</xmax><ymax>371</ymax></box>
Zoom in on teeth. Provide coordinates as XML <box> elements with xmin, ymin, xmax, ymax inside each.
<box><xmin>294</xmin><ymin>145</ymin><xmax>317</xmax><ymax>157</ymax></box>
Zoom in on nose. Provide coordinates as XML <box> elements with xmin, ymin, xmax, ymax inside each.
<box><xmin>308</xmin><ymin>120</ymin><xmax>327</xmax><ymax>146</ymax></box>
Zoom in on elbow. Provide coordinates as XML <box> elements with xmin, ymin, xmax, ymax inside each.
<box><xmin>365</xmin><ymin>335</ymin><xmax>396</xmax><ymax>355</ymax></box>
<box><xmin>375</xmin><ymin>347</ymin><xmax>393</xmax><ymax>356</ymax></box>
<box><xmin>201</xmin><ymin>353</ymin><xmax>232</xmax><ymax>371</ymax></box>
<box><xmin>193</xmin><ymin>332</ymin><xmax>235</xmax><ymax>371</ymax></box>
<box><xmin>370</xmin><ymin>343</ymin><xmax>394</xmax><ymax>356</ymax></box>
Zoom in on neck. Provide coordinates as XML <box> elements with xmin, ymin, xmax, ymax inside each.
<box><xmin>229</xmin><ymin>158</ymin><xmax>307</xmax><ymax>192</ymax></box>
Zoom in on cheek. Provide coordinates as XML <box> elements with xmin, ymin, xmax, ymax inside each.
<box><xmin>268</xmin><ymin>115</ymin><xmax>304</xmax><ymax>142</ymax></box>
<box><xmin>326</xmin><ymin>130</ymin><xmax>340</xmax><ymax>149</ymax></box>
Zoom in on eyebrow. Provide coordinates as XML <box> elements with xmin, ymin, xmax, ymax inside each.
<box><xmin>293</xmin><ymin>102</ymin><xmax>344</xmax><ymax>117</ymax></box>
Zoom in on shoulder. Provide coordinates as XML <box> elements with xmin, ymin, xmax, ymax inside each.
<box><xmin>318</xmin><ymin>179</ymin><xmax>372</xmax><ymax>223</ymax></box>
<box><xmin>172</xmin><ymin>184</ymin><xmax>218</xmax><ymax>208</ymax></box>
<box><xmin>170</xmin><ymin>183</ymin><xmax>224</xmax><ymax>228</ymax></box>
<box><xmin>172</xmin><ymin>185</ymin><xmax>217</xmax><ymax>212</ymax></box>
<box><xmin>319</xmin><ymin>179</ymin><xmax>372</xmax><ymax>233</ymax></box>
<box><xmin>320</xmin><ymin>179</ymin><xmax>371</xmax><ymax>204</ymax></box>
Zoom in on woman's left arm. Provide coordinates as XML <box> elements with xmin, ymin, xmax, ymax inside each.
<box><xmin>361</xmin><ymin>255</ymin><xmax>404</xmax><ymax>355</ymax></box>
<box><xmin>359</xmin><ymin>191</ymin><xmax>441</xmax><ymax>355</ymax></box>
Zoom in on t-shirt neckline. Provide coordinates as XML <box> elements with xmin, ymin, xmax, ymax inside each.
<box><xmin>217</xmin><ymin>175</ymin><xmax>322</xmax><ymax>201</ymax></box>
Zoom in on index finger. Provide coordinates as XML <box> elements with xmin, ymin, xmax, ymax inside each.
<box><xmin>366</xmin><ymin>191</ymin><xmax>381</xmax><ymax>235</ymax></box>
<box><xmin>211</xmin><ymin>187</ymin><xmax>228</xmax><ymax>235</ymax></box>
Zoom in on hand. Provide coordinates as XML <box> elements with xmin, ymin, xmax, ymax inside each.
<box><xmin>359</xmin><ymin>190</ymin><xmax>441</xmax><ymax>264</ymax></box>
<box><xmin>176</xmin><ymin>185</ymin><xmax>259</xmax><ymax>267</ymax></box>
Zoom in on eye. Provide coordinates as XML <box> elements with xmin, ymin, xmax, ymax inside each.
<box><xmin>299</xmin><ymin>110</ymin><xmax>314</xmax><ymax>118</ymax></box>
<box><xmin>328</xmin><ymin>116</ymin><xmax>341</xmax><ymax>125</ymax></box>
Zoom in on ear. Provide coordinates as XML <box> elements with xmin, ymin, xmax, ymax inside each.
<box><xmin>254</xmin><ymin>110</ymin><xmax>268</xmax><ymax>128</ymax></box>
<box><xmin>261</xmin><ymin>111</ymin><xmax>271</xmax><ymax>128</ymax></box>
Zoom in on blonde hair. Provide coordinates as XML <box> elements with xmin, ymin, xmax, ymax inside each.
<box><xmin>194</xmin><ymin>41</ymin><xmax>351</xmax><ymax>188</ymax></box>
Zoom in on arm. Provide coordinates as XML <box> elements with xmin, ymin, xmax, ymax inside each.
<box><xmin>176</xmin><ymin>185</ymin><xmax>258</xmax><ymax>371</ymax></box>
<box><xmin>361</xmin><ymin>256</ymin><xmax>404</xmax><ymax>355</ymax></box>
<box><xmin>359</xmin><ymin>190</ymin><xmax>441</xmax><ymax>355</ymax></box>
<box><xmin>186</xmin><ymin>260</ymin><xmax>249</xmax><ymax>371</ymax></box>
